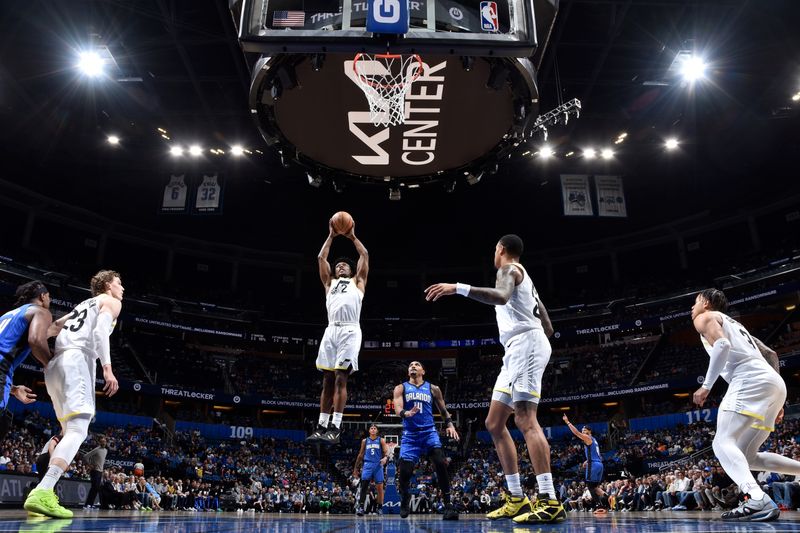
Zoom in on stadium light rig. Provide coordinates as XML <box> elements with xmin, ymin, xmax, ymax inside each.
<box><xmin>665</xmin><ymin>138</ymin><xmax>679</xmax><ymax>150</ymax></box>
<box><xmin>680</xmin><ymin>56</ymin><xmax>707</xmax><ymax>83</ymax></box>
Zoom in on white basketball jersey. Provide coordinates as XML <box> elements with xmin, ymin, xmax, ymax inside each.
<box><xmin>162</xmin><ymin>174</ymin><xmax>188</xmax><ymax>209</ymax></box>
<box><xmin>495</xmin><ymin>263</ymin><xmax>543</xmax><ymax>345</ymax></box>
<box><xmin>700</xmin><ymin>312</ymin><xmax>775</xmax><ymax>383</ymax></box>
<box><xmin>325</xmin><ymin>277</ymin><xmax>363</xmax><ymax>324</ymax></box>
<box><xmin>55</xmin><ymin>297</ymin><xmax>116</xmax><ymax>358</ymax></box>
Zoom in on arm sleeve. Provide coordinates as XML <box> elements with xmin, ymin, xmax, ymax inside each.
<box><xmin>94</xmin><ymin>311</ymin><xmax>114</xmax><ymax>367</ymax></box>
<box><xmin>702</xmin><ymin>338</ymin><xmax>731</xmax><ymax>390</ymax></box>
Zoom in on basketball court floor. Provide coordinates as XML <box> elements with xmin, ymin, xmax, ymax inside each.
<box><xmin>3</xmin><ymin>511</ymin><xmax>800</xmax><ymax>532</ymax></box>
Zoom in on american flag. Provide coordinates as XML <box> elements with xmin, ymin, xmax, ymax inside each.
<box><xmin>273</xmin><ymin>10</ymin><xmax>305</xmax><ymax>27</ymax></box>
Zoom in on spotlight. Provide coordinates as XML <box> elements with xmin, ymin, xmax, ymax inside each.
<box><xmin>169</xmin><ymin>146</ymin><xmax>183</xmax><ymax>157</ymax></box>
<box><xmin>189</xmin><ymin>145</ymin><xmax>202</xmax><ymax>157</ymax></box>
<box><xmin>106</xmin><ymin>135</ymin><xmax>120</xmax><ymax>145</ymax></box>
<box><xmin>231</xmin><ymin>145</ymin><xmax>245</xmax><ymax>156</ymax></box>
<box><xmin>601</xmin><ymin>148</ymin><xmax>613</xmax><ymax>160</ymax></box>
<box><xmin>540</xmin><ymin>145</ymin><xmax>554</xmax><ymax>158</ymax></box>
<box><xmin>77</xmin><ymin>51</ymin><xmax>104</xmax><ymax>77</ymax></box>
<box><xmin>792</xmin><ymin>93</ymin><xmax>800</xmax><ymax>102</ymax></box>
<box><xmin>565</xmin><ymin>151</ymin><xmax>574</xmax><ymax>157</ymax></box>
<box><xmin>681</xmin><ymin>56</ymin><xmax>706</xmax><ymax>82</ymax></box>
<box><xmin>583</xmin><ymin>148</ymin><xmax>596</xmax><ymax>159</ymax></box>
<box><xmin>389</xmin><ymin>188</ymin><xmax>401</xmax><ymax>200</ymax></box>
<box><xmin>665</xmin><ymin>138</ymin><xmax>679</xmax><ymax>150</ymax></box>
<box><xmin>618</xmin><ymin>132</ymin><xmax>628</xmax><ymax>139</ymax></box>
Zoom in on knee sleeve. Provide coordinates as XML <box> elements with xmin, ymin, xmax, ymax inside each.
<box><xmin>51</xmin><ymin>415</ymin><xmax>91</xmax><ymax>465</ymax></box>
<box><xmin>398</xmin><ymin>460</ymin><xmax>415</xmax><ymax>495</ymax></box>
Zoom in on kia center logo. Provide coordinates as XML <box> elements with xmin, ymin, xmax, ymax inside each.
<box><xmin>233</xmin><ymin>396</ymin><xmax>241</xmax><ymax>404</ymax></box>
<box><xmin>554</xmin><ymin>332</ymin><xmax>561</xmax><ymax>339</ymax></box>
<box><xmin>635</xmin><ymin>319</ymin><xmax>642</xmax><ymax>327</ymax></box>
<box><xmin>449</xmin><ymin>7</ymin><xmax>463</xmax><ymax>20</ymax></box>
<box><xmin>697</xmin><ymin>376</ymin><xmax>705</xmax><ymax>384</ymax></box>
<box><xmin>133</xmin><ymin>383</ymin><xmax>141</xmax><ymax>392</ymax></box>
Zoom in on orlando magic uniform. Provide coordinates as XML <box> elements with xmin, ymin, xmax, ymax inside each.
<box><xmin>585</xmin><ymin>436</ymin><xmax>604</xmax><ymax>484</ymax></box>
<box><xmin>399</xmin><ymin>381</ymin><xmax>441</xmax><ymax>462</ymax></box>
<box><xmin>0</xmin><ymin>304</ymin><xmax>33</xmax><ymax>409</ymax></box>
<box><xmin>316</xmin><ymin>277</ymin><xmax>363</xmax><ymax>373</ymax></box>
<box><xmin>492</xmin><ymin>263</ymin><xmax>551</xmax><ymax>406</ymax></box>
<box><xmin>701</xmin><ymin>312</ymin><xmax>785</xmax><ymax>431</ymax></box>
<box><xmin>47</xmin><ymin>297</ymin><xmax>116</xmax><ymax>422</ymax></box>
<box><xmin>361</xmin><ymin>436</ymin><xmax>385</xmax><ymax>483</ymax></box>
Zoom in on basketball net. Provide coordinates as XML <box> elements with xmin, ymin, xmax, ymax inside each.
<box><xmin>353</xmin><ymin>53</ymin><xmax>424</xmax><ymax>127</ymax></box>
<box><xmin>386</xmin><ymin>442</ymin><xmax>397</xmax><ymax>459</ymax></box>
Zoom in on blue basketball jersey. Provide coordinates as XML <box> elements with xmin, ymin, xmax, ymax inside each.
<box><xmin>364</xmin><ymin>436</ymin><xmax>382</xmax><ymax>464</ymax></box>
<box><xmin>585</xmin><ymin>436</ymin><xmax>602</xmax><ymax>463</ymax></box>
<box><xmin>0</xmin><ymin>304</ymin><xmax>33</xmax><ymax>406</ymax></box>
<box><xmin>402</xmin><ymin>381</ymin><xmax>434</xmax><ymax>431</ymax></box>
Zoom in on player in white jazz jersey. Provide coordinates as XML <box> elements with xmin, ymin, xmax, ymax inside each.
<box><xmin>307</xmin><ymin>219</ymin><xmax>369</xmax><ymax>445</ymax></box>
<box><xmin>425</xmin><ymin>234</ymin><xmax>565</xmax><ymax>524</ymax></box>
<box><xmin>692</xmin><ymin>288</ymin><xmax>800</xmax><ymax>522</ymax></box>
<box><xmin>24</xmin><ymin>270</ymin><xmax>123</xmax><ymax>519</ymax></box>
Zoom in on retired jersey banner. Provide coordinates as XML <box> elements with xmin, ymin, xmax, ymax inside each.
<box><xmin>194</xmin><ymin>173</ymin><xmax>224</xmax><ymax>214</ymax></box>
<box><xmin>595</xmin><ymin>175</ymin><xmax>627</xmax><ymax>217</ymax></box>
<box><xmin>161</xmin><ymin>174</ymin><xmax>188</xmax><ymax>213</ymax></box>
<box><xmin>560</xmin><ymin>175</ymin><xmax>593</xmax><ymax>216</ymax></box>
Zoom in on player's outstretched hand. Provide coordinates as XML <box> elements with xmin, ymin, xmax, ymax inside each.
<box><xmin>103</xmin><ymin>367</ymin><xmax>119</xmax><ymax>397</ymax></box>
<box><xmin>424</xmin><ymin>283</ymin><xmax>456</xmax><ymax>301</ymax></box>
<box><xmin>562</xmin><ymin>414</ymin><xmax>570</xmax><ymax>424</ymax></box>
<box><xmin>344</xmin><ymin>222</ymin><xmax>355</xmax><ymax>240</ymax></box>
<box><xmin>11</xmin><ymin>385</ymin><xmax>36</xmax><ymax>404</ymax></box>
<box><xmin>405</xmin><ymin>405</ymin><xmax>420</xmax><ymax>417</ymax></box>
<box><xmin>446</xmin><ymin>426</ymin><xmax>460</xmax><ymax>441</ymax></box>
<box><xmin>328</xmin><ymin>218</ymin><xmax>337</xmax><ymax>237</ymax></box>
<box><xmin>692</xmin><ymin>386</ymin><xmax>709</xmax><ymax>407</ymax></box>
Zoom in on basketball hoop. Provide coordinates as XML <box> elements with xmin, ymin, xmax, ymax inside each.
<box><xmin>353</xmin><ymin>53</ymin><xmax>425</xmax><ymax>127</ymax></box>
<box><xmin>386</xmin><ymin>442</ymin><xmax>397</xmax><ymax>459</ymax></box>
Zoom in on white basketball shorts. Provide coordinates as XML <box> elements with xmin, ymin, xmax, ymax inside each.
<box><xmin>316</xmin><ymin>323</ymin><xmax>361</xmax><ymax>374</ymax></box>
<box><xmin>721</xmin><ymin>371</ymin><xmax>786</xmax><ymax>431</ymax></box>
<box><xmin>44</xmin><ymin>348</ymin><xmax>97</xmax><ymax>422</ymax></box>
<box><xmin>492</xmin><ymin>328</ymin><xmax>551</xmax><ymax>406</ymax></box>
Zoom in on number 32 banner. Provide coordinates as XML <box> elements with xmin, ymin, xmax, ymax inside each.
<box><xmin>195</xmin><ymin>173</ymin><xmax>224</xmax><ymax>214</ymax></box>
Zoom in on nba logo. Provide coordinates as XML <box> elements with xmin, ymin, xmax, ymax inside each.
<box><xmin>480</xmin><ymin>1</ymin><xmax>498</xmax><ymax>32</ymax></box>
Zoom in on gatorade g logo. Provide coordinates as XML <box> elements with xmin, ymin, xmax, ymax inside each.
<box><xmin>374</xmin><ymin>0</ymin><xmax>400</xmax><ymax>23</ymax></box>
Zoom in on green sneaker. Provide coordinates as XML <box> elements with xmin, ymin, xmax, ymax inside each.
<box><xmin>23</xmin><ymin>488</ymin><xmax>74</xmax><ymax>519</ymax></box>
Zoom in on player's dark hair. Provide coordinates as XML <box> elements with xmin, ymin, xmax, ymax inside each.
<box><xmin>333</xmin><ymin>257</ymin><xmax>356</xmax><ymax>278</ymax></box>
<box><xmin>499</xmin><ymin>234</ymin><xmax>524</xmax><ymax>257</ymax></box>
<box><xmin>583</xmin><ymin>426</ymin><xmax>593</xmax><ymax>434</ymax></box>
<box><xmin>699</xmin><ymin>288</ymin><xmax>728</xmax><ymax>313</ymax></box>
<box><xmin>14</xmin><ymin>281</ymin><xmax>48</xmax><ymax>306</ymax></box>
<box><xmin>90</xmin><ymin>270</ymin><xmax>121</xmax><ymax>297</ymax></box>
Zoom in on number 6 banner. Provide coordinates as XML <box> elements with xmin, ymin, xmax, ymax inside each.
<box><xmin>160</xmin><ymin>174</ymin><xmax>188</xmax><ymax>213</ymax></box>
<box><xmin>194</xmin><ymin>173</ymin><xmax>224</xmax><ymax>214</ymax></box>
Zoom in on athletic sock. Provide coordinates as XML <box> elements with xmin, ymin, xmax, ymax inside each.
<box><xmin>318</xmin><ymin>413</ymin><xmax>330</xmax><ymax>427</ymax></box>
<box><xmin>38</xmin><ymin>465</ymin><xmax>65</xmax><ymax>491</ymax></box>
<box><xmin>505</xmin><ymin>473</ymin><xmax>523</xmax><ymax>498</ymax></box>
<box><xmin>536</xmin><ymin>473</ymin><xmax>556</xmax><ymax>500</ymax></box>
<box><xmin>331</xmin><ymin>412</ymin><xmax>343</xmax><ymax>428</ymax></box>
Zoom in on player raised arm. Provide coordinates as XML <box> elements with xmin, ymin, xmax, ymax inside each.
<box><xmin>353</xmin><ymin>438</ymin><xmax>367</xmax><ymax>477</ymax></box>
<box><xmin>693</xmin><ymin>312</ymin><xmax>728</xmax><ymax>407</ymax></box>
<box><xmin>26</xmin><ymin>305</ymin><xmax>53</xmax><ymax>367</ymax></box>
<box><xmin>424</xmin><ymin>264</ymin><xmax>521</xmax><ymax>305</ymax></box>
<box><xmin>563</xmin><ymin>414</ymin><xmax>592</xmax><ymax>446</ymax></box>
<box><xmin>96</xmin><ymin>296</ymin><xmax>122</xmax><ymax>397</ymax></box>
<box><xmin>318</xmin><ymin>219</ymin><xmax>336</xmax><ymax>290</ymax></box>
<box><xmin>344</xmin><ymin>223</ymin><xmax>369</xmax><ymax>291</ymax></box>
<box><xmin>431</xmin><ymin>384</ymin><xmax>459</xmax><ymax>441</ymax></box>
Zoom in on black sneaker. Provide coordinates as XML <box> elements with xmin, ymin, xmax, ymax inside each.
<box><xmin>306</xmin><ymin>424</ymin><xmax>328</xmax><ymax>441</ymax></box>
<box><xmin>320</xmin><ymin>426</ymin><xmax>342</xmax><ymax>445</ymax></box>
<box><xmin>356</xmin><ymin>506</ymin><xmax>365</xmax><ymax>516</ymax></box>
<box><xmin>442</xmin><ymin>504</ymin><xmax>459</xmax><ymax>520</ymax></box>
<box><xmin>400</xmin><ymin>494</ymin><xmax>411</xmax><ymax>518</ymax></box>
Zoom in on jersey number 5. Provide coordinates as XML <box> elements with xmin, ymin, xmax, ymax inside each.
<box><xmin>64</xmin><ymin>309</ymin><xmax>88</xmax><ymax>332</ymax></box>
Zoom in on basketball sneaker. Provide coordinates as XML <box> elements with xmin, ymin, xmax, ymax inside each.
<box><xmin>400</xmin><ymin>493</ymin><xmax>411</xmax><ymax>518</ymax></box>
<box><xmin>721</xmin><ymin>494</ymin><xmax>780</xmax><ymax>522</ymax></box>
<box><xmin>306</xmin><ymin>424</ymin><xmax>328</xmax><ymax>441</ymax></box>
<box><xmin>512</xmin><ymin>493</ymin><xmax>567</xmax><ymax>524</ymax></box>
<box><xmin>486</xmin><ymin>494</ymin><xmax>531</xmax><ymax>520</ymax></box>
<box><xmin>23</xmin><ymin>488</ymin><xmax>74</xmax><ymax>519</ymax></box>
<box><xmin>320</xmin><ymin>426</ymin><xmax>342</xmax><ymax>445</ymax></box>
<box><xmin>442</xmin><ymin>503</ymin><xmax>459</xmax><ymax>520</ymax></box>
<box><xmin>356</xmin><ymin>506</ymin><xmax>365</xmax><ymax>516</ymax></box>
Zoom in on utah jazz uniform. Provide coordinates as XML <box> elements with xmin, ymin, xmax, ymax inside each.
<box><xmin>701</xmin><ymin>312</ymin><xmax>785</xmax><ymax>431</ymax></box>
<box><xmin>361</xmin><ymin>435</ymin><xmax>385</xmax><ymax>483</ymax></box>
<box><xmin>585</xmin><ymin>436</ymin><xmax>604</xmax><ymax>484</ymax></box>
<box><xmin>47</xmin><ymin>297</ymin><xmax>116</xmax><ymax>422</ymax></box>
<box><xmin>0</xmin><ymin>304</ymin><xmax>34</xmax><ymax>409</ymax></box>
<box><xmin>492</xmin><ymin>263</ymin><xmax>551</xmax><ymax>406</ymax></box>
<box><xmin>316</xmin><ymin>277</ymin><xmax>363</xmax><ymax>373</ymax></box>
<box><xmin>400</xmin><ymin>381</ymin><xmax>441</xmax><ymax>462</ymax></box>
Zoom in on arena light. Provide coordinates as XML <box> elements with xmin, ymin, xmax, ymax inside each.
<box><xmin>539</xmin><ymin>145</ymin><xmax>554</xmax><ymax>158</ymax></box>
<box><xmin>583</xmin><ymin>148</ymin><xmax>596</xmax><ymax>159</ymax></box>
<box><xmin>681</xmin><ymin>56</ymin><xmax>707</xmax><ymax>82</ymax></box>
<box><xmin>565</xmin><ymin>151</ymin><xmax>574</xmax><ymax>157</ymax></box>
<box><xmin>665</xmin><ymin>138</ymin><xmax>679</xmax><ymax>150</ymax></box>
<box><xmin>188</xmin><ymin>144</ymin><xmax>202</xmax><ymax>157</ymax></box>
<box><xmin>77</xmin><ymin>51</ymin><xmax>104</xmax><ymax>77</ymax></box>
<box><xmin>600</xmin><ymin>148</ymin><xmax>614</xmax><ymax>160</ymax></box>
<box><xmin>673</xmin><ymin>392</ymin><xmax>690</xmax><ymax>398</ymax></box>
<box><xmin>793</xmin><ymin>93</ymin><xmax>800</xmax><ymax>102</ymax></box>
<box><xmin>230</xmin><ymin>145</ymin><xmax>245</xmax><ymax>156</ymax></box>
<box><xmin>169</xmin><ymin>146</ymin><xmax>183</xmax><ymax>157</ymax></box>
<box><xmin>106</xmin><ymin>135</ymin><xmax>119</xmax><ymax>145</ymax></box>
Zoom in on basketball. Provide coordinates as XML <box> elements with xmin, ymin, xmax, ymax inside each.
<box><xmin>133</xmin><ymin>463</ymin><xmax>144</xmax><ymax>476</ymax></box>
<box><xmin>331</xmin><ymin>211</ymin><xmax>354</xmax><ymax>235</ymax></box>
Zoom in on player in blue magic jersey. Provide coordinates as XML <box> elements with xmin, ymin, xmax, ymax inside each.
<box><xmin>563</xmin><ymin>414</ymin><xmax>607</xmax><ymax>512</ymax></box>
<box><xmin>353</xmin><ymin>423</ymin><xmax>390</xmax><ymax>515</ymax></box>
<box><xmin>0</xmin><ymin>281</ymin><xmax>54</xmax><ymax>438</ymax></box>
<box><xmin>393</xmin><ymin>361</ymin><xmax>460</xmax><ymax>520</ymax></box>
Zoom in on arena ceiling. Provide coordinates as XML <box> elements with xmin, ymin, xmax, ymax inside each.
<box><xmin>1</xmin><ymin>0</ymin><xmax>799</xmax><ymax>260</ymax></box>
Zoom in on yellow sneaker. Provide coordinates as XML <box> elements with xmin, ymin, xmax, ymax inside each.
<box><xmin>486</xmin><ymin>494</ymin><xmax>531</xmax><ymax>520</ymax></box>
<box><xmin>513</xmin><ymin>493</ymin><xmax>566</xmax><ymax>524</ymax></box>
<box><xmin>23</xmin><ymin>488</ymin><xmax>74</xmax><ymax>519</ymax></box>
